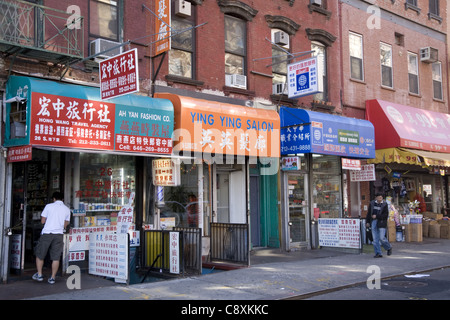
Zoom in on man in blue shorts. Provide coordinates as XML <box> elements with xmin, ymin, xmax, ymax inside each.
<box><xmin>33</xmin><ymin>192</ymin><xmax>71</xmax><ymax>284</ymax></box>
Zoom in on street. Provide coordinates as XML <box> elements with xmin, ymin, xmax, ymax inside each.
<box><xmin>304</xmin><ymin>267</ymin><xmax>450</xmax><ymax>300</ymax></box>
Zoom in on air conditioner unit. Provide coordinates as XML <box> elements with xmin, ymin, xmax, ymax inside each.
<box><xmin>225</xmin><ymin>74</ymin><xmax>247</xmax><ymax>89</ymax></box>
<box><xmin>89</xmin><ymin>38</ymin><xmax>123</xmax><ymax>60</ymax></box>
<box><xmin>274</xmin><ymin>31</ymin><xmax>289</xmax><ymax>47</ymax></box>
<box><xmin>175</xmin><ymin>0</ymin><xmax>191</xmax><ymax>17</ymax></box>
<box><xmin>420</xmin><ymin>47</ymin><xmax>438</xmax><ymax>63</ymax></box>
<box><xmin>311</xmin><ymin>0</ymin><xmax>322</xmax><ymax>6</ymax></box>
<box><xmin>272</xmin><ymin>83</ymin><xmax>286</xmax><ymax>95</ymax></box>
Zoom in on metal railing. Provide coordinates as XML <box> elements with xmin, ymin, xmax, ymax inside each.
<box><xmin>210</xmin><ymin>223</ymin><xmax>249</xmax><ymax>265</ymax></box>
<box><xmin>174</xmin><ymin>227</ymin><xmax>202</xmax><ymax>275</ymax></box>
<box><xmin>0</xmin><ymin>0</ymin><xmax>83</xmax><ymax>58</ymax></box>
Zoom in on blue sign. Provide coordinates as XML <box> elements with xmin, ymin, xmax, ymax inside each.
<box><xmin>280</xmin><ymin>107</ymin><xmax>375</xmax><ymax>158</ymax></box>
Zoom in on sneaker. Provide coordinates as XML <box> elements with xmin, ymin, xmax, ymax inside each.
<box><xmin>387</xmin><ymin>248</ymin><xmax>392</xmax><ymax>256</ymax></box>
<box><xmin>374</xmin><ymin>254</ymin><xmax>383</xmax><ymax>258</ymax></box>
<box><xmin>32</xmin><ymin>273</ymin><xmax>44</xmax><ymax>282</ymax></box>
<box><xmin>48</xmin><ymin>277</ymin><xmax>55</xmax><ymax>284</ymax></box>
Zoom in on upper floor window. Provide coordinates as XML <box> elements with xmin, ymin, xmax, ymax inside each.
<box><xmin>406</xmin><ymin>0</ymin><xmax>417</xmax><ymax>6</ymax></box>
<box><xmin>408</xmin><ymin>52</ymin><xmax>419</xmax><ymax>95</ymax></box>
<box><xmin>169</xmin><ymin>1</ymin><xmax>195</xmax><ymax>78</ymax></box>
<box><xmin>380</xmin><ymin>42</ymin><xmax>393</xmax><ymax>88</ymax></box>
<box><xmin>271</xmin><ymin>29</ymin><xmax>289</xmax><ymax>95</ymax></box>
<box><xmin>432</xmin><ymin>61</ymin><xmax>443</xmax><ymax>100</ymax></box>
<box><xmin>225</xmin><ymin>15</ymin><xmax>246</xmax><ymax>76</ymax></box>
<box><xmin>349</xmin><ymin>32</ymin><xmax>363</xmax><ymax>81</ymax></box>
<box><xmin>89</xmin><ymin>0</ymin><xmax>119</xmax><ymax>41</ymax></box>
<box><xmin>429</xmin><ymin>0</ymin><xmax>440</xmax><ymax>15</ymax></box>
<box><xmin>311</xmin><ymin>41</ymin><xmax>327</xmax><ymax>101</ymax></box>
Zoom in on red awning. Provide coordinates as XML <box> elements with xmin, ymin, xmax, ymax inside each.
<box><xmin>366</xmin><ymin>99</ymin><xmax>450</xmax><ymax>153</ymax></box>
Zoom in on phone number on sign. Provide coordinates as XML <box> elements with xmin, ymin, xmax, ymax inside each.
<box><xmin>116</xmin><ymin>144</ymin><xmax>171</xmax><ymax>153</ymax></box>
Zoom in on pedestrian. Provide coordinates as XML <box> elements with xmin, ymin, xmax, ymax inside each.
<box><xmin>32</xmin><ymin>191</ymin><xmax>71</xmax><ymax>284</ymax></box>
<box><xmin>366</xmin><ymin>193</ymin><xmax>392</xmax><ymax>258</ymax></box>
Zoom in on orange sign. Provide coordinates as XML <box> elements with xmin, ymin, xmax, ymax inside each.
<box><xmin>155</xmin><ymin>93</ymin><xmax>280</xmax><ymax>158</ymax></box>
<box><xmin>154</xmin><ymin>0</ymin><xmax>171</xmax><ymax>56</ymax></box>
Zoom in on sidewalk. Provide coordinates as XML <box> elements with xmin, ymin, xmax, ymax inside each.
<box><xmin>2</xmin><ymin>238</ymin><xmax>450</xmax><ymax>300</ymax></box>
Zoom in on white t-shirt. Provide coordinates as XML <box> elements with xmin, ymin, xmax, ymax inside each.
<box><xmin>41</xmin><ymin>200</ymin><xmax>71</xmax><ymax>234</ymax></box>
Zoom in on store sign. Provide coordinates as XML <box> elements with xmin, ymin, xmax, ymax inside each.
<box><xmin>318</xmin><ymin>218</ymin><xmax>361</xmax><ymax>249</ymax></box>
<box><xmin>89</xmin><ymin>232</ymin><xmax>128</xmax><ymax>281</ymax></box>
<box><xmin>100</xmin><ymin>48</ymin><xmax>139</xmax><ymax>100</ymax></box>
<box><xmin>152</xmin><ymin>159</ymin><xmax>181</xmax><ymax>186</ymax></box>
<box><xmin>169</xmin><ymin>232</ymin><xmax>180</xmax><ymax>274</ymax></box>
<box><xmin>7</xmin><ymin>145</ymin><xmax>32</xmax><ymax>162</ymax></box>
<box><xmin>287</xmin><ymin>57</ymin><xmax>321</xmax><ymax>99</ymax></box>
<box><xmin>341</xmin><ymin>158</ymin><xmax>361</xmax><ymax>170</ymax></box>
<box><xmin>350</xmin><ymin>164</ymin><xmax>376</xmax><ymax>182</ymax></box>
<box><xmin>280</xmin><ymin>107</ymin><xmax>375</xmax><ymax>158</ymax></box>
<box><xmin>154</xmin><ymin>0</ymin><xmax>171</xmax><ymax>56</ymax></box>
<box><xmin>30</xmin><ymin>92</ymin><xmax>172</xmax><ymax>155</ymax></box>
<box><xmin>281</xmin><ymin>156</ymin><xmax>301</xmax><ymax>171</ymax></box>
<box><xmin>10</xmin><ymin>235</ymin><xmax>21</xmax><ymax>269</ymax></box>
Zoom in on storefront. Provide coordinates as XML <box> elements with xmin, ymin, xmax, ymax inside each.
<box><xmin>366</xmin><ymin>99</ymin><xmax>450</xmax><ymax>215</ymax></box>
<box><xmin>1</xmin><ymin>75</ymin><xmax>174</xmax><ymax>281</ymax></box>
<box><xmin>279</xmin><ymin>106</ymin><xmax>375</xmax><ymax>250</ymax></box>
<box><xmin>154</xmin><ymin>93</ymin><xmax>280</xmax><ymax>258</ymax></box>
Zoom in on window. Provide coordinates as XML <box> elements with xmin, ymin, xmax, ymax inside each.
<box><xmin>311</xmin><ymin>41</ymin><xmax>327</xmax><ymax>101</ymax></box>
<box><xmin>432</xmin><ymin>62</ymin><xmax>443</xmax><ymax>100</ymax></box>
<box><xmin>406</xmin><ymin>0</ymin><xmax>417</xmax><ymax>6</ymax></box>
<box><xmin>89</xmin><ymin>0</ymin><xmax>119</xmax><ymax>41</ymax></box>
<box><xmin>349</xmin><ymin>32</ymin><xmax>363</xmax><ymax>81</ymax></box>
<box><xmin>169</xmin><ymin>3</ymin><xmax>195</xmax><ymax>78</ymax></box>
<box><xmin>271</xmin><ymin>29</ymin><xmax>289</xmax><ymax>95</ymax></box>
<box><xmin>408</xmin><ymin>52</ymin><xmax>419</xmax><ymax>94</ymax></box>
<box><xmin>429</xmin><ymin>0</ymin><xmax>440</xmax><ymax>15</ymax></box>
<box><xmin>225</xmin><ymin>15</ymin><xmax>246</xmax><ymax>76</ymax></box>
<box><xmin>380</xmin><ymin>42</ymin><xmax>393</xmax><ymax>88</ymax></box>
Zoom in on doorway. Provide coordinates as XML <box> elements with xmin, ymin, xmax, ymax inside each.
<box><xmin>250</xmin><ymin>175</ymin><xmax>260</xmax><ymax>247</ymax></box>
<box><xmin>8</xmin><ymin>149</ymin><xmax>62</xmax><ymax>276</ymax></box>
<box><xmin>286</xmin><ymin>173</ymin><xmax>308</xmax><ymax>247</ymax></box>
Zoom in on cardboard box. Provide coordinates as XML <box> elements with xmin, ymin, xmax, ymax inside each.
<box><xmin>440</xmin><ymin>225</ymin><xmax>450</xmax><ymax>239</ymax></box>
<box><xmin>423</xmin><ymin>212</ymin><xmax>443</xmax><ymax>220</ymax></box>
<box><xmin>388</xmin><ymin>220</ymin><xmax>396</xmax><ymax>242</ymax></box>
<box><xmin>403</xmin><ymin>224</ymin><xmax>412</xmax><ymax>242</ymax></box>
<box><xmin>422</xmin><ymin>220</ymin><xmax>429</xmax><ymax>237</ymax></box>
<box><xmin>429</xmin><ymin>223</ymin><xmax>441</xmax><ymax>238</ymax></box>
<box><xmin>410</xmin><ymin>223</ymin><xmax>422</xmax><ymax>242</ymax></box>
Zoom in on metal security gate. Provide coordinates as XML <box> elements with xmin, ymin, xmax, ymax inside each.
<box><xmin>210</xmin><ymin>223</ymin><xmax>249</xmax><ymax>265</ymax></box>
<box><xmin>174</xmin><ymin>227</ymin><xmax>202</xmax><ymax>275</ymax></box>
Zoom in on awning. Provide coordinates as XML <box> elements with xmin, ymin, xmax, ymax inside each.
<box><xmin>280</xmin><ymin>106</ymin><xmax>375</xmax><ymax>158</ymax></box>
<box><xmin>368</xmin><ymin>147</ymin><xmax>450</xmax><ymax>167</ymax></box>
<box><xmin>366</xmin><ymin>99</ymin><xmax>450</xmax><ymax>153</ymax></box>
<box><xmin>154</xmin><ymin>93</ymin><xmax>280</xmax><ymax>158</ymax></box>
<box><xmin>5</xmin><ymin>76</ymin><xmax>174</xmax><ymax>156</ymax></box>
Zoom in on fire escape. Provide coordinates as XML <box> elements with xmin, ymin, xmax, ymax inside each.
<box><xmin>0</xmin><ymin>0</ymin><xmax>84</xmax><ymax>69</ymax></box>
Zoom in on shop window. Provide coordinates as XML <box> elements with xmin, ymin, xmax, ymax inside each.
<box><xmin>408</xmin><ymin>52</ymin><xmax>419</xmax><ymax>95</ymax></box>
<box><xmin>169</xmin><ymin>1</ymin><xmax>195</xmax><ymax>78</ymax></box>
<box><xmin>89</xmin><ymin>0</ymin><xmax>119</xmax><ymax>41</ymax></box>
<box><xmin>432</xmin><ymin>61</ymin><xmax>443</xmax><ymax>100</ymax></box>
<box><xmin>312</xmin><ymin>155</ymin><xmax>342</xmax><ymax>219</ymax></box>
<box><xmin>380</xmin><ymin>42</ymin><xmax>393</xmax><ymax>88</ymax></box>
<box><xmin>75</xmin><ymin>153</ymin><xmax>136</xmax><ymax>228</ymax></box>
<box><xmin>349</xmin><ymin>32</ymin><xmax>364</xmax><ymax>81</ymax></box>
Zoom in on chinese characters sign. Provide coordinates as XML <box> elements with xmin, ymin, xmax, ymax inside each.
<box><xmin>152</xmin><ymin>159</ymin><xmax>181</xmax><ymax>186</ymax></box>
<box><xmin>100</xmin><ymin>48</ymin><xmax>139</xmax><ymax>100</ymax></box>
<box><xmin>318</xmin><ymin>218</ymin><xmax>361</xmax><ymax>249</ymax></box>
<box><xmin>287</xmin><ymin>57</ymin><xmax>321</xmax><ymax>98</ymax></box>
<box><xmin>7</xmin><ymin>145</ymin><xmax>32</xmax><ymax>162</ymax></box>
<box><xmin>30</xmin><ymin>92</ymin><xmax>172</xmax><ymax>155</ymax></box>
<box><xmin>350</xmin><ymin>164</ymin><xmax>376</xmax><ymax>182</ymax></box>
<box><xmin>154</xmin><ymin>0</ymin><xmax>171</xmax><ymax>56</ymax></box>
<box><xmin>280</xmin><ymin>107</ymin><xmax>375</xmax><ymax>158</ymax></box>
<box><xmin>89</xmin><ymin>232</ymin><xmax>128</xmax><ymax>281</ymax></box>
<box><xmin>169</xmin><ymin>232</ymin><xmax>180</xmax><ymax>274</ymax></box>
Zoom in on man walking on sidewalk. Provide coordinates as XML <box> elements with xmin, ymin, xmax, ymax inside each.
<box><xmin>32</xmin><ymin>192</ymin><xmax>71</xmax><ymax>284</ymax></box>
<box><xmin>366</xmin><ymin>193</ymin><xmax>392</xmax><ymax>258</ymax></box>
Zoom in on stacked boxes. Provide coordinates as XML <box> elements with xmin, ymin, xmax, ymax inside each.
<box><xmin>422</xmin><ymin>212</ymin><xmax>450</xmax><ymax>239</ymax></box>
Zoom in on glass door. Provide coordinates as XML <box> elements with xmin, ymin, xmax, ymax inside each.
<box><xmin>287</xmin><ymin>174</ymin><xmax>308</xmax><ymax>245</ymax></box>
